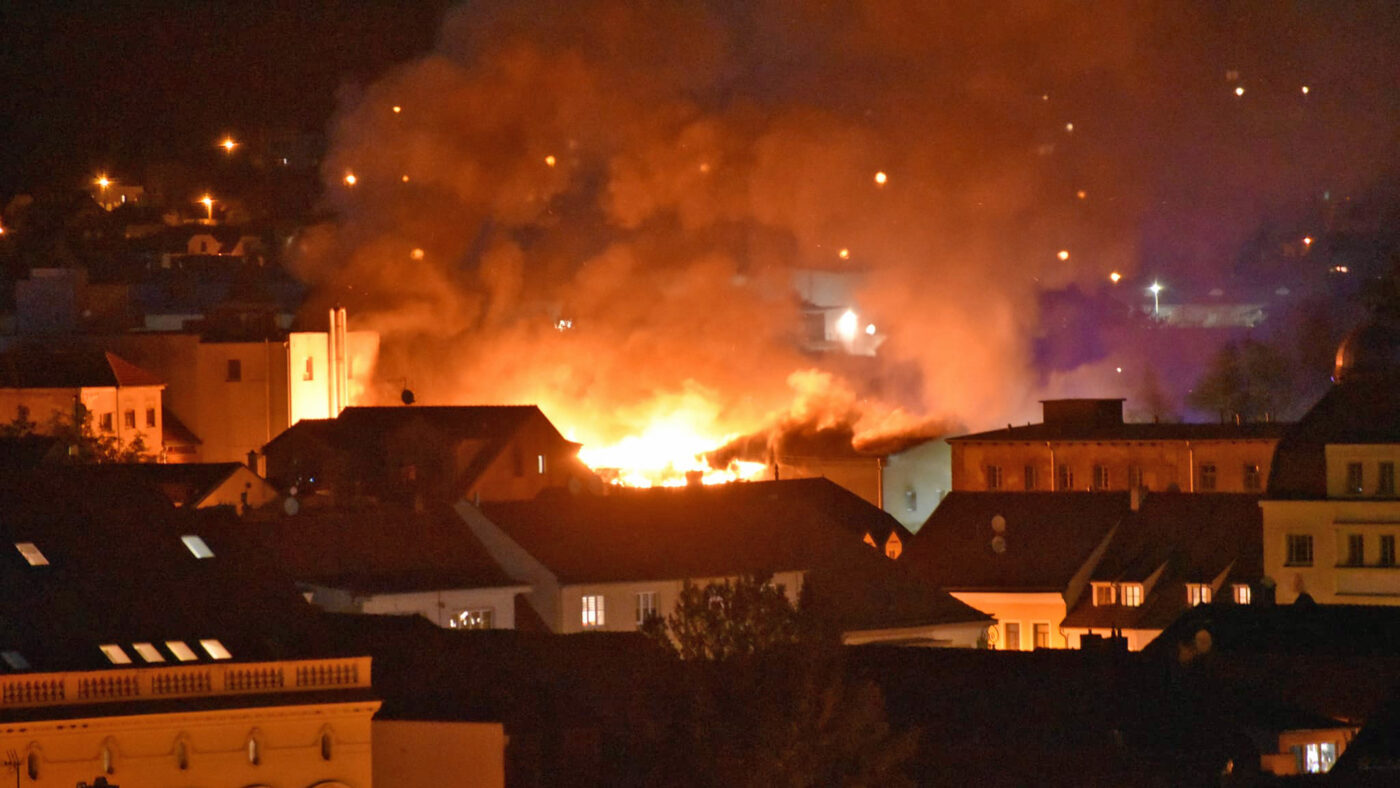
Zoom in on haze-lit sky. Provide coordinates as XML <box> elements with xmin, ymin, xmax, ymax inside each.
<box><xmin>4</xmin><ymin>2</ymin><xmax>1399</xmax><ymax>449</ymax></box>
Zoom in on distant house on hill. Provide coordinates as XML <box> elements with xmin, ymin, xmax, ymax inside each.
<box><xmin>465</xmin><ymin>478</ymin><xmax>989</xmax><ymax>646</ymax></box>
<box><xmin>261</xmin><ymin>405</ymin><xmax>598</xmax><ymax>505</ymax></box>
<box><xmin>948</xmin><ymin>398</ymin><xmax>1288</xmax><ymax>493</ymax></box>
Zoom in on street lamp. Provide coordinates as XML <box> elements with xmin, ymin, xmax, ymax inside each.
<box><xmin>198</xmin><ymin>194</ymin><xmax>215</xmax><ymax>222</ymax></box>
<box><xmin>1148</xmin><ymin>281</ymin><xmax>1164</xmax><ymax>315</ymax></box>
<box><xmin>220</xmin><ymin>137</ymin><xmax>238</xmax><ymax>154</ymax></box>
<box><xmin>94</xmin><ymin>175</ymin><xmax>112</xmax><ymax>208</ymax></box>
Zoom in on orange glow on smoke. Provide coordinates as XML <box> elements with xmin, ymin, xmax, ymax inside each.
<box><xmin>575</xmin><ymin>416</ymin><xmax>766</xmax><ymax>487</ymax></box>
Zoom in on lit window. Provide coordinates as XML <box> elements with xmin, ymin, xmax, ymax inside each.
<box><xmin>132</xmin><ymin>642</ymin><xmax>165</xmax><ymax>663</ymax></box>
<box><xmin>1243</xmin><ymin>464</ymin><xmax>1261</xmax><ymax>491</ymax></box>
<box><xmin>181</xmin><ymin>535</ymin><xmax>214</xmax><ymax>559</ymax></box>
<box><xmin>166</xmin><ymin>641</ymin><xmax>198</xmax><ymax>662</ymax></box>
<box><xmin>538</xmin><ymin>454</ymin><xmax>546</xmax><ymax>474</ymax></box>
<box><xmin>1346</xmin><ymin>462</ymin><xmax>1364</xmax><ymax>495</ymax></box>
<box><xmin>451</xmin><ymin>609</ymin><xmax>493</xmax><ymax>630</ymax></box>
<box><xmin>200</xmin><ymin>639</ymin><xmax>232</xmax><ymax>660</ymax></box>
<box><xmin>635</xmin><ymin>591</ymin><xmax>657</xmax><ymax>626</ymax></box>
<box><xmin>1198</xmin><ymin>463</ymin><xmax>1217</xmax><ymax>491</ymax></box>
<box><xmin>14</xmin><ymin>542</ymin><xmax>49</xmax><ymax>566</ymax></box>
<box><xmin>885</xmin><ymin>532</ymin><xmax>903</xmax><ymax>559</ymax></box>
<box><xmin>1</xmin><ymin>650</ymin><xmax>29</xmax><ymax>670</ymax></box>
<box><xmin>1380</xmin><ymin>462</ymin><xmax>1396</xmax><ymax>496</ymax></box>
<box><xmin>1186</xmin><ymin>584</ymin><xmax>1212</xmax><ymax>606</ymax></box>
<box><xmin>1092</xmin><ymin>464</ymin><xmax>1110</xmax><ymax>490</ymax></box>
<box><xmin>1001</xmin><ymin>621</ymin><xmax>1021</xmax><ymax>650</ymax></box>
<box><xmin>1033</xmin><ymin>623</ymin><xmax>1050</xmax><ymax>649</ymax></box>
<box><xmin>1093</xmin><ymin>583</ymin><xmax>1115</xmax><ymax>606</ymax></box>
<box><xmin>1120</xmin><ymin>583</ymin><xmax>1143</xmax><ymax>607</ymax></box>
<box><xmin>1286</xmin><ymin>534</ymin><xmax>1314</xmax><ymax>566</ymax></box>
<box><xmin>1381</xmin><ymin>535</ymin><xmax>1396</xmax><ymax>567</ymax></box>
<box><xmin>1345</xmin><ymin>533</ymin><xmax>1365</xmax><ymax>566</ymax></box>
<box><xmin>1024</xmin><ymin>464</ymin><xmax>1038</xmax><ymax>491</ymax></box>
<box><xmin>247</xmin><ymin>736</ymin><xmax>261</xmax><ymax>766</ymax></box>
<box><xmin>581</xmin><ymin>595</ymin><xmax>605</xmax><ymax>627</ymax></box>
<box><xmin>1233</xmin><ymin>584</ymin><xmax>1251</xmax><ymax>604</ymax></box>
<box><xmin>100</xmin><ymin>644</ymin><xmax>133</xmax><ymax>665</ymax></box>
<box><xmin>985</xmin><ymin>465</ymin><xmax>1003</xmax><ymax>491</ymax></box>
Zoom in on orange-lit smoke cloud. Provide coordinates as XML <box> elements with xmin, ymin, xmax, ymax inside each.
<box><xmin>290</xmin><ymin>0</ymin><xmax>1398</xmax><ymax>451</ymax></box>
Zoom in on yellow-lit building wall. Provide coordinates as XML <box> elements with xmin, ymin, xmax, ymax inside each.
<box><xmin>951</xmin><ymin>439</ymin><xmax>1277</xmax><ymax>493</ymax></box>
<box><xmin>373</xmin><ymin>720</ymin><xmax>506</xmax><ymax>788</ymax></box>
<box><xmin>1262</xmin><ymin>498</ymin><xmax>1400</xmax><ymax>605</ymax></box>
<box><xmin>0</xmin><ymin>385</ymin><xmax>163</xmax><ymax>458</ymax></box>
<box><xmin>0</xmin><ymin>699</ymin><xmax>377</xmax><ymax>788</ymax></box>
<box><xmin>950</xmin><ymin>592</ymin><xmax>1069</xmax><ymax>649</ymax></box>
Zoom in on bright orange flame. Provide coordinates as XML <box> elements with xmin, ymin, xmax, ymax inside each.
<box><xmin>575</xmin><ymin>417</ymin><xmax>765</xmax><ymax>488</ymax></box>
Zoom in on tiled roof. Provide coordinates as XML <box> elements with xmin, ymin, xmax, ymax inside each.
<box><xmin>902</xmin><ymin>492</ymin><xmax>1127</xmax><ymax>591</ymax></box>
<box><xmin>1061</xmin><ymin>494</ymin><xmax>1261</xmax><ymax>631</ymax></box>
<box><xmin>211</xmin><ymin>502</ymin><xmax>522</xmax><ymax>593</ymax></box>
<box><xmin>949</xmin><ymin>421</ymin><xmax>1289</xmax><ymax>443</ymax></box>
<box><xmin>1268</xmin><ymin>378</ymin><xmax>1400</xmax><ymax>499</ymax></box>
<box><xmin>1145</xmin><ymin>601</ymin><xmax>1400</xmax><ymax>659</ymax></box>
<box><xmin>479</xmin><ymin>478</ymin><xmax>913</xmax><ymax>585</ymax></box>
<box><xmin>0</xmin><ymin>470</ymin><xmax>330</xmax><ymax>675</ymax></box>
<box><xmin>0</xmin><ymin>347</ymin><xmax>163</xmax><ymax>389</ymax></box>
<box><xmin>161</xmin><ymin>407</ymin><xmax>202</xmax><ymax>446</ymax></box>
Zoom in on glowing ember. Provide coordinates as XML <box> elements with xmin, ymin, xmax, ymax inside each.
<box><xmin>1109</xmin><ymin>271</ymin><xmax>1122</xmax><ymax>283</ymax></box>
<box><xmin>544</xmin><ymin>154</ymin><xmax>557</xmax><ymax>167</ymax></box>
<box><xmin>873</xmin><ymin>171</ymin><xmax>887</xmax><ymax>186</ymax></box>
<box><xmin>838</xmin><ymin>247</ymin><xmax>850</xmax><ymax>260</ymax></box>
<box><xmin>1057</xmin><ymin>249</ymin><xmax>1070</xmax><ymax>261</ymax></box>
<box><xmin>392</xmin><ymin>105</ymin><xmax>402</xmax><ymax>113</ymax></box>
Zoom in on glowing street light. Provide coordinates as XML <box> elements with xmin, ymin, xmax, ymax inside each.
<box><xmin>544</xmin><ymin>154</ymin><xmax>557</xmax><ymax>167</ymax></box>
<box><xmin>1057</xmin><ymin>250</ymin><xmax>1070</xmax><ymax>261</ymax></box>
<box><xmin>219</xmin><ymin>137</ymin><xmax>238</xmax><ymax>154</ymax></box>
<box><xmin>873</xmin><ymin>171</ymin><xmax>888</xmax><ymax>186</ymax></box>
<box><xmin>343</xmin><ymin>172</ymin><xmax>358</xmax><ymax>187</ymax></box>
<box><xmin>1109</xmin><ymin>271</ymin><xmax>1122</xmax><ymax>283</ymax></box>
<box><xmin>1148</xmin><ymin>280</ymin><xmax>1164</xmax><ymax>314</ymax></box>
<box><xmin>198</xmin><ymin>194</ymin><xmax>215</xmax><ymax>221</ymax></box>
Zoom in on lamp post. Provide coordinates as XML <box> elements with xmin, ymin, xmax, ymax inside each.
<box><xmin>198</xmin><ymin>194</ymin><xmax>215</xmax><ymax>222</ymax></box>
<box><xmin>1148</xmin><ymin>281</ymin><xmax>1163</xmax><ymax>315</ymax></box>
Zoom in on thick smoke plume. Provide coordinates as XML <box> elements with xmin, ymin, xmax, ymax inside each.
<box><xmin>292</xmin><ymin>0</ymin><xmax>1400</xmax><ymax>454</ymax></box>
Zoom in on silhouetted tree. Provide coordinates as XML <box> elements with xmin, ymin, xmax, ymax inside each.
<box><xmin>642</xmin><ymin>573</ymin><xmax>802</xmax><ymax>660</ymax></box>
<box><xmin>1187</xmin><ymin>339</ymin><xmax>1292</xmax><ymax>422</ymax></box>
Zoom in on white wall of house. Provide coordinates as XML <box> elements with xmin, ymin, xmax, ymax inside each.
<box><xmin>1262</xmin><ymin>498</ymin><xmax>1400</xmax><ymax>605</ymax></box>
<box><xmin>950</xmin><ymin>591</ymin><xmax>1070</xmax><ymax>650</ymax></box>
<box><xmin>842</xmin><ymin>620</ymin><xmax>988</xmax><ymax>648</ymax></box>
<box><xmin>557</xmin><ymin>571</ymin><xmax>807</xmax><ymax>635</ymax></box>
<box><xmin>357</xmin><ymin>586</ymin><xmax>529</xmax><ymax>629</ymax></box>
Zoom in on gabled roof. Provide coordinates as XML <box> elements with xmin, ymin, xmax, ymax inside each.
<box><xmin>479</xmin><ymin>478</ymin><xmax>913</xmax><ymax>585</ymax></box>
<box><xmin>948</xmin><ymin>421</ymin><xmax>1289</xmax><ymax>443</ymax></box>
<box><xmin>209</xmin><ymin>501</ymin><xmax>522</xmax><ymax>594</ymax></box>
<box><xmin>0</xmin><ymin>347</ymin><xmax>164</xmax><ymax>388</ymax></box>
<box><xmin>0</xmin><ymin>470</ymin><xmax>330</xmax><ymax>674</ymax></box>
<box><xmin>1268</xmin><ymin>378</ymin><xmax>1400</xmax><ymax>499</ymax></box>
<box><xmin>902</xmin><ymin>492</ymin><xmax>1126</xmax><ymax>591</ymax></box>
<box><xmin>161</xmin><ymin>407</ymin><xmax>202</xmax><ymax>447</ymax></box>
<box><xmin>1062</xmin><ymin>493</ymin><xmax>1262</xmax><ymax>631</ymax></box>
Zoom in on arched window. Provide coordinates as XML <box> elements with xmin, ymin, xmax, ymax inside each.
<box><xmin>246</xmin><ymin>730</ymin><xmax>262</xmax><ymax>766</ymax></box>
<box><xmin>175</xmin><ymin>737</ymin><xmax>190</xmax><ymax>770</ymax></box>
<box><xmin>25</xmin><ymin>747</ymin><xmax>39</xmax><ymax>780</ymax></box>
<box><xmin>100</xmin><ymin>739</ymin><xmax>116</xmax><ymax>774</ymax></box>
<box><xmin>320</xmin><ymin>730</ymin><xmax>334</xmax><ymax>761</ymax></box>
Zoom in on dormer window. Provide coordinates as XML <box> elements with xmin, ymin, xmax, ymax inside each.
<box><xmin>99</xmin><ymin>644</ymin><xmax>133</xmax><ymax>665</ymax></box>
<box><xmin>181</xmin><ymin>535</ymin><xmax>214</xmax><ymax>559</ymax></box>
<box><xmin>1186</xmin><ymin>583</ymin><xmax>1212</xmax><ymax>606</ymax></box>
<box><xmin>884</xmin><ymin>532</ymin><xmax>903</xmax><ymax>560</ymax></box>
<box><xmin>1092</xmin><ymin>583</ymin><xmax>1115</xmax><ymax>606</ymax></box>
<box><xmin>15</xmin><ymin>542</ymin><xmax>48</xmax><ymax>566</ymax></box>
<box><xmin>1232</xmin><ymin>584</ymin><xmax>1252</xmax><ymax>604</ymax></box>
<box><xmin>1119</xmin><ymin>583</ymin><xmax>1143</xmax><ymax>607</ymax></box>
<box><xmin>165</xmin><ymin>641</ymin><xmax>198</xmax><ymax>662</ymax></box>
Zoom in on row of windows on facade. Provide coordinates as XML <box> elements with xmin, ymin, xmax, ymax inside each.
<box><xmin>984</xmin><ymin>463</ymin><xmax>1261</xmax><ymax>492</ymax></box>
<box><xmin>227</xmin><ymin>357</ymin><xmax>356</xmax><ymax>382</ymax></box>
<box><xmin>1343</xmin><ymin>461</ymin><xmax>1398</xmax><ymax>497</ymax></box>
<box><xmin>13</xmin><ymin>535</ymin><xmax>214</xmax><ymax>569</ymax></box>
<box><xmin>1286</xmin><ymin>533</ymin><xmax>1400</xmax><ymax>567</ymax></box>
<box><xmin>996</xmin><ymin>621</ymin><xmax>1053</xmax><ymax>650</ymax></box>
<box><xmin>580</xmin><ymin>591</ymin><xmax>659</xmax><ymax>628</ymax></box>
<box><xmin>1090</xmin><ymin>581</ymin><xmax>1251</xmax><ymax>607</ymax></box>
<box><xmin>20</xmin><ymin>729</ymin><xmax>337</xmax><ymax>779</ymax></box>
<box><xmin>96</xmin><ymin>407</ymin><xmax>157</xmax><ymax>432</ymax></box>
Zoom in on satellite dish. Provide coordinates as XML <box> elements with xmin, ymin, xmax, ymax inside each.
<box><xmin>991</xmin><ymin>515</ymin><xmax>1006</xmax><ymax>533</ymax></box>
<box><xmin>401</xmin><ymin>388</ymin><xmax>416</xmax><ymax>405</ymax></box>
<box><xmin>991</xmin><ymin>535</ymin><xmax>1007</xmax><ymax>554</ymax></box>
<box><xmin>283</xmin><ymin>496</ymin><xmax>300</xmax><ymax>516</ymax></box>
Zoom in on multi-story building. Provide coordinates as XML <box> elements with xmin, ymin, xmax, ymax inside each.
<box><xmin>1262</xmin><ymin>311</ymin><xmax>1400</xmax><ymax>604</ymax></box>
<box><xmin>947</xmin><ymin>398</ymin><xmax>1287</xmax><ymax>494</ymax></box>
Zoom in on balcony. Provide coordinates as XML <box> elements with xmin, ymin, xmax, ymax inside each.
<box><xmin>0</xmin><ymin>656</ymin><xmax>370</xmax><ymax>710</ymax></box>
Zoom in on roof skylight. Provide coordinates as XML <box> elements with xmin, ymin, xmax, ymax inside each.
<box><xmin>181</xmin><ymin>535</ymin><xmax>214</xmax><ymax>559</ymax></box>
<box><xmin>1</xmin><ymin>650</ymin><xmax>29</xmax><ymax>670</ymax></box>
<box><xmin>199</xmin><ymin>639</ymin><xmax>232</xmax><ymax>660</ymax></box>
<box><xmin>132</xmin><ymin>642</ymin><xmax>165</xmax><ymax>663</ymax></box>
<box><xmin>165</xmin><ymin>641</ymin><xmax>198</xmax><ymax>662</ymax></box>
<box><xmin>99</xmin><ymin>644</ymin><xmax>132</xmax><ymax>665</ymax></box>
<box><xmin>14</xmin><ymin>542</ymin><xmax>49</xmax><ymax>566</ymax></box>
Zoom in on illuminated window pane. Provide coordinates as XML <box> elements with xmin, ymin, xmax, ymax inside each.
<box><xmin>100</xmin><ymin>644</ymin><xmax>132</xmax><ymax>665</ymax></box>
<box><xmin>581</xmin><ymin>595</ymin><xmax>605</xmax><ymax>627</ymax></box>
<box><xmin>166</xmin><ymin>641</ymin><xmax>198</xmax><ymax>661</ymax></box>
<box><xmin>451</xmin><ymin>609</ymin><xmax>493</xmax><ymax>630</ymax></box>
<box><xmin>132</xmin><ymin>642</ymin><xmax>165</xmax><ymax>663</ymax></box>
<box><xmin>1233</xmin><ymin>584</ymin><xmax>1251</xmax><ymax>604</ymax></box>
<box><xmin>200</xmin><ymin>639</ymin><xmax>232</xmax><ymax>660</ymax></box>
<box><xmin>635</xmin><ymin>592</ymin><xmax>657</xmax><ymax>626</ymax></box>
<box><xmin>1186</xmin><ymin>584</ymin><xmax>1212</xmax><ymax>606</ymax></box>
<box><xmin>181</xmin><ymin>535</ymin><xmax>214</xmax><ymax>559</ymax></box>
<box><xmin>15</xmin><ymin>542</ymin><xmax>49</xmax><ymax>566</ymax></box>
<box><xmin>1120</xmin><ymin>584</ymin><xmax>1143</xmax><ymax>607</ymax></box>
